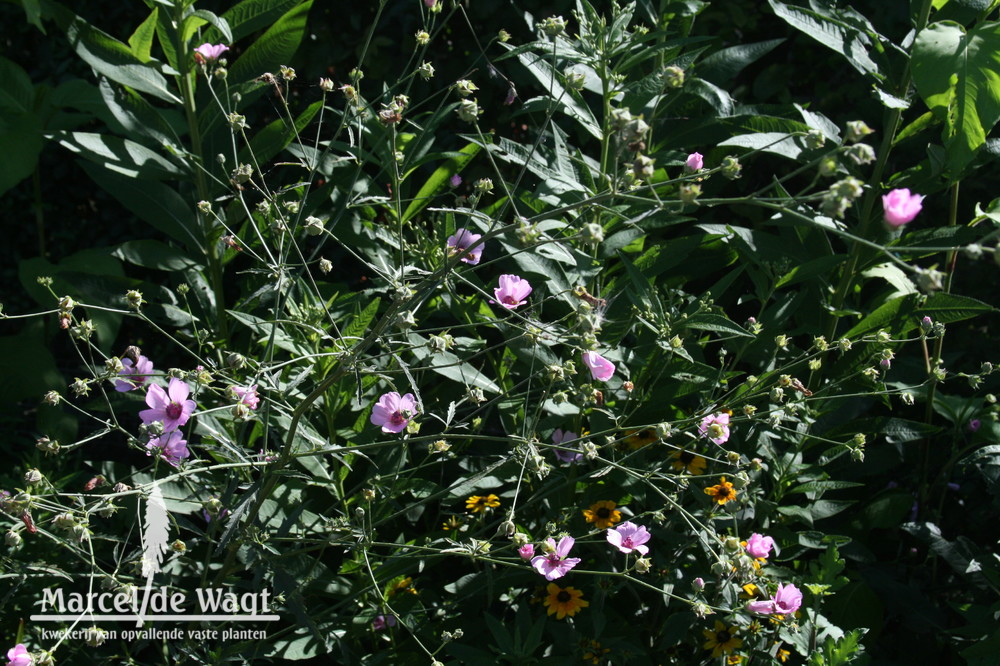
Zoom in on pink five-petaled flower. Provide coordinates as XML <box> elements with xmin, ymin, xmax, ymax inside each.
<box><xmin>530</xmin><ymin>536</ymin><xmax>582</xmax><ymax>581</ymax></box>
<box><xmin>582</xmin><ymin>351</ymin><xmax>615</xmax><ymax>382</ymax></box>
<box><xmin>493</xmin><ymin>274</ymin><xmax>532</xmax><ymax>309</ymax></box>
<box><xmin>882</xmin><ymin>188</ymin><xmax>924</xmax><ymax>228</ymax></box>
<box><xmin>606</xmin><ymin>521</ymin><xmax>651</xmax><ymax>555</ymax></box>
<box><xmin>372</xmin><ymin>614</ymin><xmax>397</xmax><ymax>631</ymax></box>
<box><xmin>745</xmin><ymin>533</ymin><xmax>775</xmax><ymax>560</ymax></box>
<box><xmin>139</xmin><ymin>378</ymin><xmax>197</xmax><ymax>432</ymax></box>
<box><xmin>6</xmin><ymin>644</ymin><xmax>30</xmax><ymax>666</ymax></box>
<box><xmin>518</xmin><ymin>544</ymin><xmax>535</xmax><ymax>560</ymax></box>
<box><xmin>232</xmin><ymin>385</ymin><xmax>261</xmax><ymax>410</ymax></box>
<box><xmin>370</xmin><ymin>392</ymin><xmax>417</xmax><ymax>433</ymax></box>
<box><xmin>685</xmin><ymin>152</ymin><xmax>704</xmax><ymax>172</ymax></box>
<box><xmin>115</xmin><ymin>355</ymin><xmax>154</xmax><ymax>392</ymax></box>
<box><xmin>747</xmin><ymin>583</ymin><xmax>803</xmax><ymax>615</ymax></box>
<box><xmin>552</xmin><ymin>429</ymin><xmax>582</xmax><ymax>463</ymax></box>
<box><xmin>194</xmin><ymin>43</ymin><xmax>229</xmax><ymax>63</ymax></box>
<box><xmin>147</xmin><ymin>431</ymin><xmax>190</xmax><ymax>467</ymax></box>
<box><xmin>446</xmin><ymin>228</ymin><xmax>484</xmax><ymax>265</ymax></box>
<box><xmin>699</xmin><ymin>412</ymin><xmax>731</xmax><ymax>446</ymax></box>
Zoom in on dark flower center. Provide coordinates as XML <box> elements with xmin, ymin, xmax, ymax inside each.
<box><xmin>680</xmin><ymin>450</ymin><xmax>695</xmax><ymax>464</ymax></box>
<box><xmin>502</xmin><ymin>295</ymin><xmax>518</xmax><ymax>305</ymax></box>
<box><xmin>718</xmin><ymin>486</ymin><xmax>733</xmax><ymax>499</ymax></box>
<box><xmin>165</xmin><ymin>403</ymin><xmax>183</xmax><ymax>420</ymax></box>
<box><xmin>716</xmin><ymin>630</ymin><xmax>731</xmax><ymax>643</ymax></box>
<box><xmin>596</xmin><ymin>507</ymin><xmax>611</xmax><ymax>518</ymax></box>
<box><xmin>557</xmin><ymin>591</ymin><xmax>571</xmax><ymax>603</ymax></box>
<box><xmin>390</xmin><ymin>411</ymin><xmax>406</xmax><ymax>425</ymax></box>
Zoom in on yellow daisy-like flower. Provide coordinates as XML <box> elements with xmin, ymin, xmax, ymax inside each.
<box><xmin>581</xmin><ymin>638</ymin><xmax>610</xmax><ymax>664</ymax></box>
<box><xmin>727</xmin><ymin>655</ymin><xmax>744</xmax><ymax>665</ymax></box>
<box><xmin>740</xmin><ymin>583</ymin><xmax>766</xmax><ymax>600</ymax></box>
<box><xmin>671</xmin><ymin>449</ymin><xmax>707</xmax><ymax>475</ymax></box>
<box><xmin>441</xmin><ymin>516</ymin><xmax>463</xmax><ymax>531</ymax></box>
<box><xmin>702</xmin><ymin>621</ymin><xmax>743</xmax><ymax>657</ymax></box>
<box><xmin>543</xmin><ymin>582</ymin><xmax>589</xmax><ymax>620</ymax></box>
<box><xmin>775</xmin><ymin>643</ymin><xmax>791</xmax><ymax>663</ymax></box>
<box><xmin>465</xmin><ymin>493</ymin><xmax>500</xmax><ymax>513</ymax></box>
<box><xmin>624</xmin><ymin>427</ymin><xmax>658</xmax><ymax>450</ymax></box>
<box><xmin>582</xmin><ymin>500</ymin><xmax>622</xmax><ymax>529</ymax></box>
<box><xmin>704</xmin><ymin>477</ymin><xmax>738</xmax><ymax>505</ymax></box>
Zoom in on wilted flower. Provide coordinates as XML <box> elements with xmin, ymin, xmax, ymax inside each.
<box><xmin>115</xmin><ymin>355</ymin><xmax>153</xmax><ymax>392</ymax></box>
<box><xmin>582</xmin><ymin>351</ymin><xmax>615</xmax><ymax>382</ymax></box>
<box><xmin>147</xmin><ymin>431</ymin><xmax>190</xmax><ymax>467</ymax></box>
<box><xmin>493</xmin><ymin>274</ymin><xmax>533</xmax><ymax>309</ymax></box>
<box><xmin>747</xmin><ymin>583</ymin><xmax>803</xmax><ymax>615</ymax></box>
<box><xmin>606</xmin><ymin>521</ymin><xmax>651</xmax><ymax>555</ymax></box>
<box><xmin>446</xmin><ymin>228</ymin><xmax>484</xmax><ymax>264</ymax></box>
<box><xmin>882</xmin><ymin>188</ymin><xmax>924</xmax><ymax>227</ymax></box>
<box><xmin>139</xmin><ymin>378</ymin><xmax>197</xmax><ymax>432</ymax></box>
<box><xmin>232</xmin><ymin>385</ymin><xmax>260</xmax><ymax>410</ymax></box>
<box><xmin>699</xmin><ymin>412</ymin><xmax>731</xmax><ymax>445</ymax></box>
<box><xmin>531</xmin><ymin>536</ymin><xmax>581</xmax><ymax>580</ymax></box>
<box><xmin>552</xmin><ymin>429</ymin><xmax>582</xmax><ymax>463</ymax></box>
<box><xmin>370</xmin><ymin>392</ymin><xmax>417</xmax><ymax>433</ymax></box>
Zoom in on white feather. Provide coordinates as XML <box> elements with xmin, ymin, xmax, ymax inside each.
<box><xmin>140</xmin><ymin>484</ymin><xmax>170</xmax><ymax>578</ymax></box>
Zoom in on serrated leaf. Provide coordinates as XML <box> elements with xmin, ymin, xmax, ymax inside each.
<box><xmin>913</xmin><ymin>21</ymin><xmax>1000</xmax><ymax>177</ymax></box>
<box><xmin>681</xmin><ymin>314</ymin><xmax>752</xmax><ymax>338</ymax></box>
<box><xmin>229</xmin><ymin>1</ymin><xmax>312</xmax><ymax>84</ymax></box>
<box><xmin>768</xmin><ymin>0</ymin><xmax>882</xmax><ymax>79</ymax></box>
<box><xmin>698</xmin><ymin>39</ymin><xmax>785</xmax><ymax>84</ymax></box>
<box><xmin>718</xmin><ymin>131</ymin><xmax>804</xmax><ymax>160</ymax></box>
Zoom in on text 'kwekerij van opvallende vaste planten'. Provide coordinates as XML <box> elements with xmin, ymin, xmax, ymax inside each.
<box><xmin>0</xmin><ymin>0</ymin><xmax>998</xmax><ymax>663</ymax></box>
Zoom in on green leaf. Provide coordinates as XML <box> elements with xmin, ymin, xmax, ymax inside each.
<box><xmin>681</xmin><ymin>314</ymin><xmax>752</xmax><ymax>338</ymax></box>
<box><xmin>55</xmin><ymin>131</ymin><xmax>187</xmax><ymax>180</ymax></box>
<box><xmin>0</xmin><ymin>113</ymin><xmax>44</xmax><ymax>197</ymax></box>
<box><xmin>718</xmin><ymin>131</ymin><xmax>804</xmax><ymax>160</ymax></box>
<box><xmin>768</xmin><ymin>0</ymin><xmax>882</xmax><ymax>79</ymax></box>
<box><xmin>403</xmin><ymin>143</ymin><xmax>479</xmax><ymax>222</ymax></box>
<box><xmin>913</xmin><ymin>21</ymin><xmax>1000</xmax><ymax>177</ymax></box>
<box><xmin>21</xmin><ymin>0</ymin><xmax>45</xmax><ymax>34</ymax></box>
<box><xmin>79</xmin><ymin>163</ymin><xmax>203</xmax><ymax>252</ymax></box>
<box><xmin>214</xmin><ymin>0</ymin><xmax>301</xmax><ymax>43</ymax></box>
<box><xmin>98</xmin><ymin>78</ymin><xmax>179</xmax><ymax>149</ymax></box>
<box><xmin>698</xmin><ymin>39</ymin><xmax>785</xmax><ymax>84</ymax></box>
<box><xmin>63</xmin><ymin>14</ymin><xmax>181</xmax><ymax>103</ymax></box>
<box><xmin>342</xmin><ymin>297</ymin><xmax>381</xmax><ymax>343</ymax></box>
<box><xmin>0</xmin><ymin>57</ymin><xmax>34</xmax><ymax>114</ymax></box>
<box><xmin>229</xmin><ymin>1</ymin><xmax>312</xmax><ymax>84</ymax></box>
<box><xmin>128</xmin><ymin>8</ymin><xmax>159</xmax><ymax>63</ymax></box>
<box><xmin>244</xmin><ymin>100</ymin><xmax>322</xmax><ymax>167</ymax></box>
<box><xmin>113</xmin><ymin>240</ymin><xmax>200</xmax><ymax>271</ymax></box>
<box><xmin>182</xmin><ymin>9</ymin><xmax>233</xmax><ymax>45</ymax></box>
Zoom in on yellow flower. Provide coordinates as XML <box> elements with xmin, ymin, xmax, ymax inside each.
<box><xmin>582</xmin><ymin>500</ymin><xmax>622</xmax><ymax>529</ymax></box>
<box><xmin>775</xmin><ymin>644</ymin><xmax>791</xmax><ymax>662</ymax></box>
<box><xmin>543</xmin><ymin>582</ymin><xmax>589</xmax><ymax>620</ymax></box>
<box><xmin>465</xmin><ymin>493</ymin><xmax>500</xmax><ymax>513</ymax></box>
<box><xmin>702</xmin><ymin>620</ymin><xmax>743</xmax><ymax>657</ymax></box>
<box><xmin>624</xmin><ymin>427</ymin><xmax>658</xmax><ymax>450</ymax></box>
<box><xmin>386</xmin><ymin>576</ymin><xmax>417</xmax><ymax>598</ymax></box>
<box><xmin>441</xmin><ymin>516</ymin><xmax>463</xmax><ymax>531</ymax></box>
<box><xmin>727</xmin><ymin>655</ymin><xmax>744</xmax><ymax>665</ymax></box>
<box><xmin>671</xmin><ymin>449</ymin><xmax>707</xmax><ymax>475</ymax></box>
<box><xmin>704</xmin><ymin>477</ymin><xmax>737</xmax><ymax>505</ymax></box>
<box><xmin>581</xmin><ymin>638</ymin><xmax>610</xmax><ymax>664</ymax></box>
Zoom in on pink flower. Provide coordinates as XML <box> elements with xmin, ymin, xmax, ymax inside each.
<box><xmin>424</xmin><ymin>0</ymin><xmax>437</xmax><ymax>6</ymax></box>
<box><xmin>530</xmin><ymin>536</ymin><xmax>581</xmax><ymax>580</ymax></box>
<box><xmin>699</xmin><ymin>412</ymin><xmax>730</xmax><ymax>445</ymax></box>
<box><xmin>968</xmin><ymin>419</ymin><xmax>982</xmax><ymax>432</ymax></box>
<box><xmin>6</xmin><ymin>644</ymin><xmax>30</xmax><ymax>666</ymax></box>
<box><xmin>194</xmin><ymin>43</ymin><xmax>229</xmax><ymax>62</ymax></box>
<box><xmin>372</xmin><ymin>614</ymin><xmax>397</xmax><ymax>631</ymax></box>
<box><xmin>115</xmin><ymin>355</ymin><xmax>154</xmax><ymax>392</ymax></box>
<box><xmin>685</xmin><ymin>152</ymin><xmax>704</xmax><ymax>172</ymax></box>
<box><xmin>139</xmin><ymin>378</ymin><xmax>197</xmax><ymax>432</ymax></box>
<box><xmin>582</xmin><ymin>351</ymin><xmax>615</xmax><ymax>382</ymax></box>
<box><xmin>370</xmin><ymin>392</ymin><xmax>417</xmax><ymax>433</ymax></box>
<box><xmin>449</xmin><ymin>174</ymin><xmax>462</xmax><ymax>187</ymax></box>
<box><xmin>147</xmin><ymin>431</ymin><xmax>190</xmax><ymax>467</ymax></box>
<box><xmin>232</xmin><ymin>385</ymin><xmax>260</xmax><ymax>410</ymax></box>
<box><xmin>745</xmin><ymin>533</ymin><xmax>774</xmax><ymax>559</ymax></box>
<box><xmin>552</xmin><ymin>429</ymin><xmax>582</xmax><ymax>463</ymax></box>
<box><xmin>518</xmin><ymin>544</ymin><xmax>535</xmax><ymax>560</ymax></box>
<box><xmin>747</xmin><ymin>583</ymin><xmax>803</xmax><ymax>615</ymax></box>
<box><xmin>446</xmin><ymin>228</ymin><xmax>484</xmax><ymax>265</ymax></box>
<box><xmin>882</xmin><ymin>188</ymin><xmax>924</xmax><ymax>227</ymax></box>
<box><xmin>493</xmin><ymin>274</ymin><xmax>532</xmax><ymax>309</ymax></box>
<box><xmin>606</xmin><ymin>521</ymin><xmax>651</xmax><ymax>555</ymax></box>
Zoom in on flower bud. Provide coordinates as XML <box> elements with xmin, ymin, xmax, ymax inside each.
<box><xmin>418</xmin><ymin>61</ymin><xmax>435</xmax><ymax>80</ymax></box>
<box><xmin>84</xmin><ymin>626</ymin><xmax>107</xmax><ymax>647</ymax></box>
<box><xmin>24</xmin><ymin>469</ymin><xmax>43</xmax><ymax>484</ymax></box>
<box><xmin>664</xmin><ymin>66</ymin><xmax>685</xmax><ymax>88</ymax></box>
<box><xmin>415</xmin><ymin>30</ymin><xmax>430</xmax><ymax>45</ymax></box>
<box><xmin>279</xmin><ymin>65</ymin><xmax>296</xmax><ymax>81</ymax></box>
<box><xmin>457</xmin><ymin>98</ymin><xmax>481</xmax><ymax>123</ymax></box>
<box><xmin>679</xmin><ymin>183</ymin><xmax>701</xmax><ymax>205</ymax></box>
<box><xmin>634</xmin><ymin>556</ymin><xmax>652</xmax><ymax>574</ymax></box>
<box><xmin>845</xmin><ymin>120</ymin><xmax>874</xmax><ymax>144</ymax></box>
<box><xmin>5</xmin><ymin>530</ymin><xmax>22</xmax><ymax>548</ymax></box>
<box><xmin>171</xmin><ymin>539</ymin><xmax>186</xmax><ymax>553</ymax></box>
<box><xmin>125</xmin><ymin>290</ymin><xmax>145</xmax><ymax>310</ymax></box>
<box><xmin>805</xmin><ymin>129</ymin><xmax>825</xmax><ymax>149</ymax></box>
<box><xmin>318</xmin><ymin>258</ymin><xmax>332</xmax><ymax>274</ymax></box>
<box><xmin>720</xmin><ymin>155</ymin><xmax>742</xmax><ymax>180</ymax></box>
<box><xmin>227</xmin><ymin>113</ymin><xmax>248</xmax><ymax>131</ymax></box>
<box><xmin>540</xmin><ymin>15</ymin><xmax>567</xmax><ymax>37</ymax></box>
<box><xmin>304</xmin><ymin>216</ymin><xmax>325</xmax><ymax>236</ymax></box>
